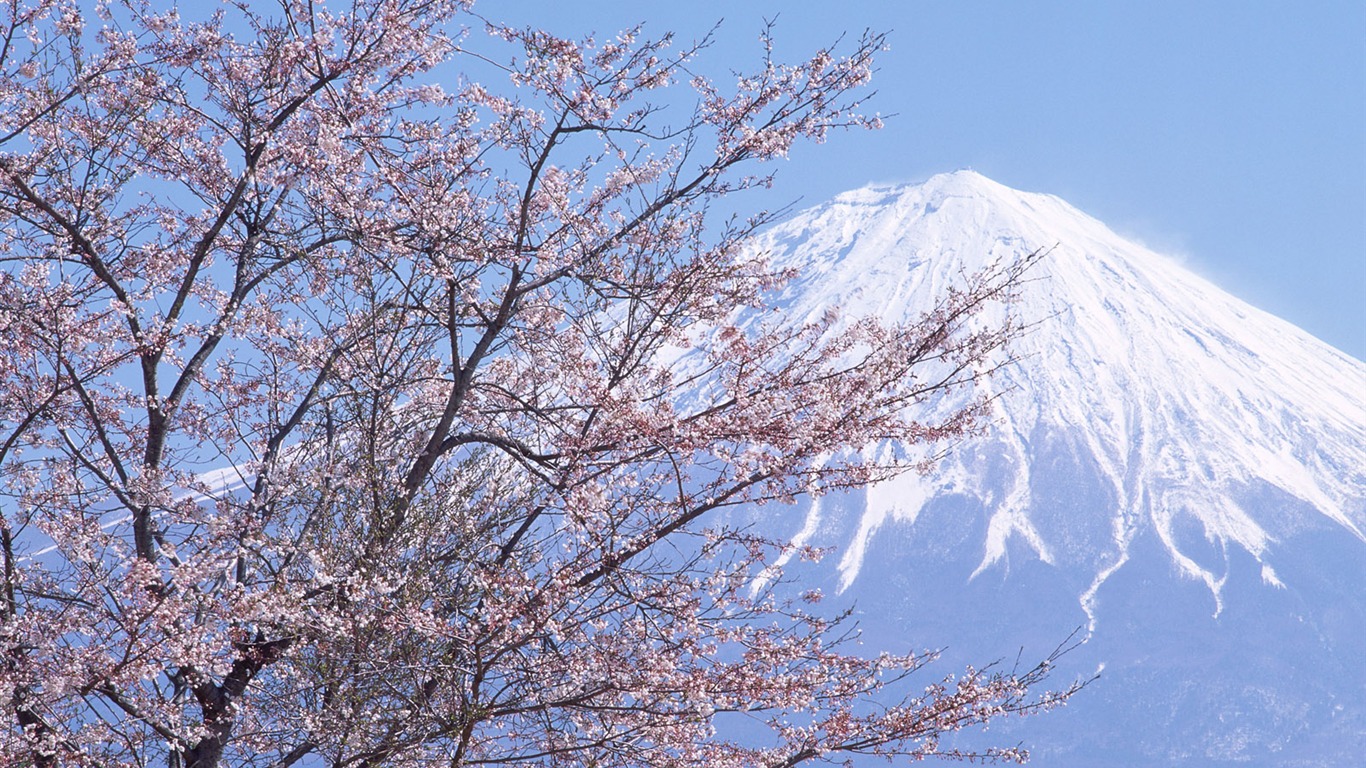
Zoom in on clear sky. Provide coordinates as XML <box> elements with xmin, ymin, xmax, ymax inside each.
<box><xmin>495</xmin><ymin>1</ymin><xmax>1366</xmax><ymax>360</ymax></box>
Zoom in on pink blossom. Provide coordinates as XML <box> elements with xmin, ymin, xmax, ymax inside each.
<box><xmin>0</xmin><ymin>3</ymin><xmax>1079</xmax><ymax>766</ymax></box>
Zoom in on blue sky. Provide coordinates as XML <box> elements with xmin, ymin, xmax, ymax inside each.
<box><xmin>496</xmin><ymin>1</ymin><xmax>1366</xmax><ymax>360</ymax></box>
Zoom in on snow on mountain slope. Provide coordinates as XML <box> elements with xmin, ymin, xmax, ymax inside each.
<box><xmin>751</xmin><ymin>171</ymin><xmax>1366</xmax><ymax>624</ymax></box>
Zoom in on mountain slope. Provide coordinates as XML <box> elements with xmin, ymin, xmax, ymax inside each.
<box><xmin>745</xmin><ymin>171</ymin><xmax>1366</xmax><ymax>765</ymax></box>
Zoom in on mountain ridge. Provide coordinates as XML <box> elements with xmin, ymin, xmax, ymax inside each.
<box><xmin>738</xmin><ymin>171</ymin><xmax>1366</xmax><ymax>764</ymax></box>
<box><xmin>754</xmin><ymin>171</ymin><xmax>1364</xmax><ymax>613</ymax></box>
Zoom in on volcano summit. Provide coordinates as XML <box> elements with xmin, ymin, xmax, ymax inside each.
<box><xmin>747</xmin><ymin>171</ymin><xmax>1366</xmax><ymax>766</ymax></box>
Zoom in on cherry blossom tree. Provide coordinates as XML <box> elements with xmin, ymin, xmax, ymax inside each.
<box><xmin>0</xmin><ymin>1</ymin><xmax>1081</xmax><ymax>766</ymax></box>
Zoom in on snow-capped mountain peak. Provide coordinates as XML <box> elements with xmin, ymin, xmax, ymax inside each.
<box><xmin>738</xmin><ymin>172</ymin><xmax>1366</xmax><ymax>765</ymax></box>
<box><xmin>754</xmin><ymin>171</ymin><xmax>1366</xmax><ymax>619</ymax></box>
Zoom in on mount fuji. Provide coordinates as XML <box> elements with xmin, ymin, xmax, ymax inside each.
<box><xmin>744</xmin><ymin>172</ymin><xmax>1366</xmax><ymax>766</ymax></box>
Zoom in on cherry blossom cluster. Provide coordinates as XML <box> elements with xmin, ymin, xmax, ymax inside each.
<box><xmin>0</xmin><ymin>1</ymin><xmax>1079</xmax><ymax>766</ymax></box>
